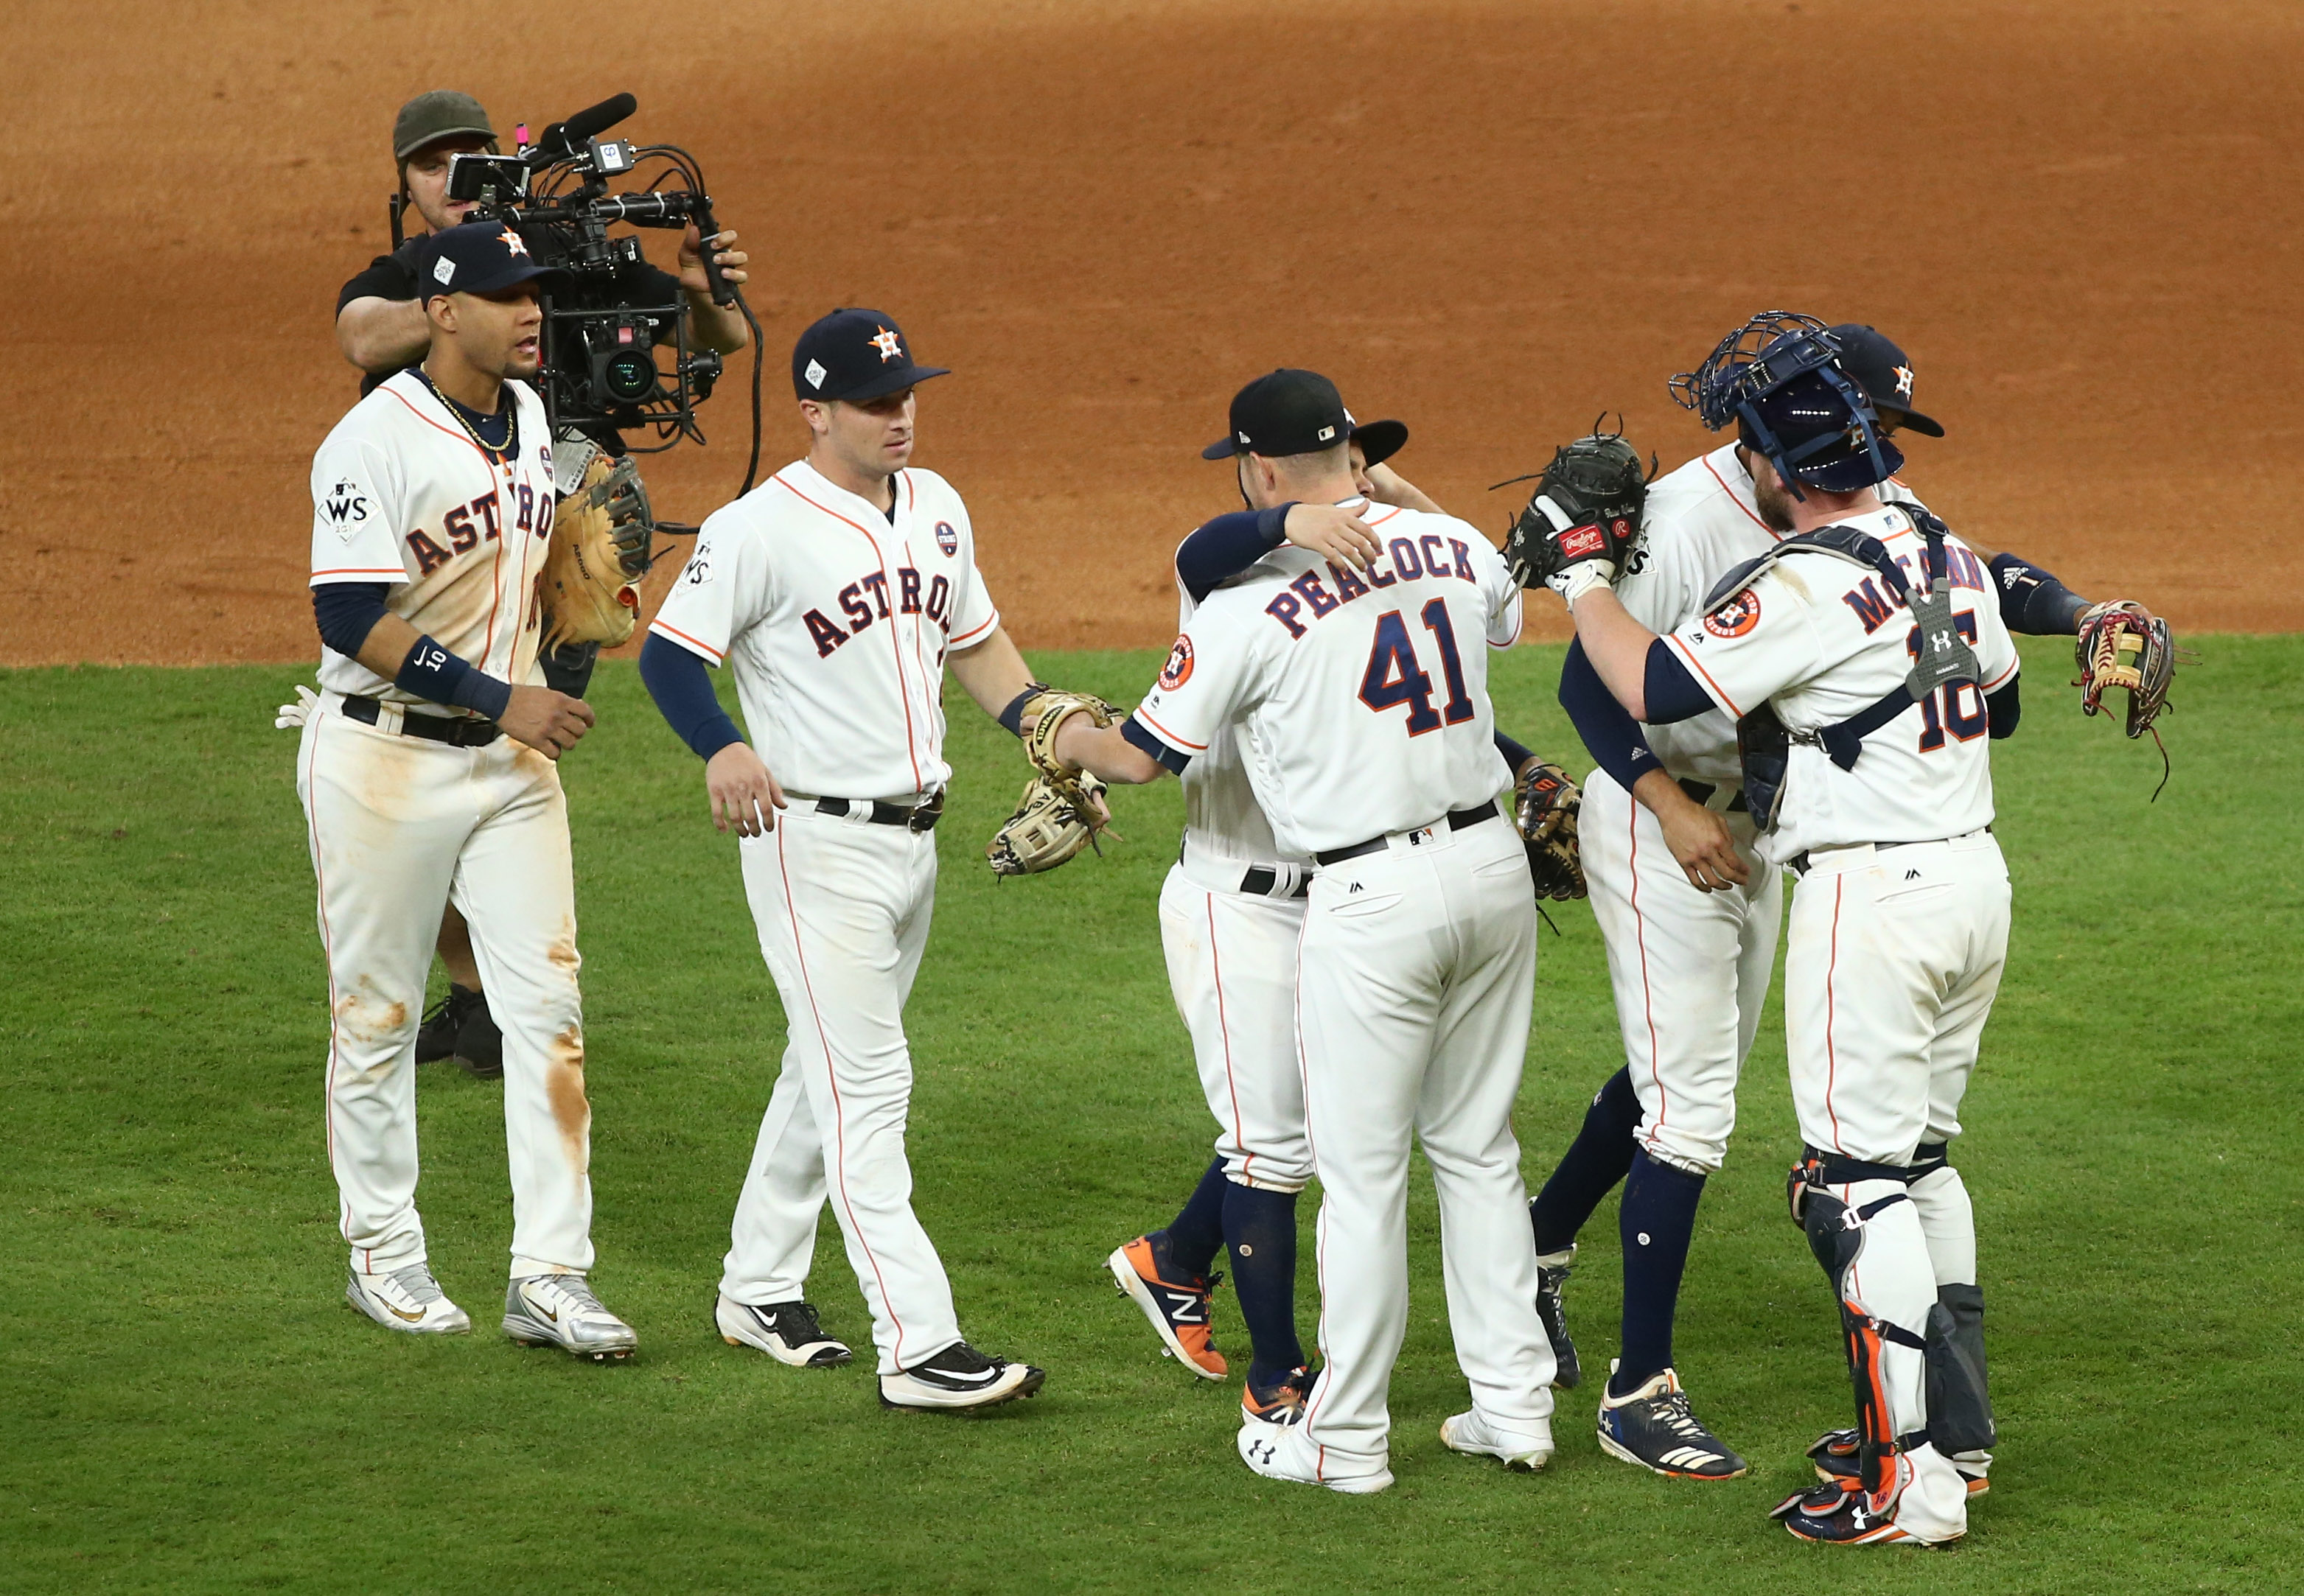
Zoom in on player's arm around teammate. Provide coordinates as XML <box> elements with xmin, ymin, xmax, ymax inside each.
<box><xmin>301</xmin><ymin>222</ymin><xmax>637</xmax><ymax>1359</ymax></box>
<box><xmin>637</xmin><ymin>309</ymin><xmax>1044</xmax><ymax>1411</ymax></box>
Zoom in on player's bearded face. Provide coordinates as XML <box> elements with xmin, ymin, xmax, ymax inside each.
<box><xmin>1745</xmin><ymin>448</ymin><xmax>1797</xmax><ymax>533</ymax></box>
<box><xmin>402</xmin><ymin>137</ymin><xmax>492</xmax><ymax>234</ymax></box>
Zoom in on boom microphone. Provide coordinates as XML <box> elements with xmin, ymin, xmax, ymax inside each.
<box><xmin>534</xmin><ymin>92</ymin><xmax>637</xmax><ymax>159</ymax></box>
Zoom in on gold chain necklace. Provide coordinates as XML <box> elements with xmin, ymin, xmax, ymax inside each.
<box><xmin>417</xmin><ymin>372</ymin><xmax>518</xmax><ymax>473</ymax></box>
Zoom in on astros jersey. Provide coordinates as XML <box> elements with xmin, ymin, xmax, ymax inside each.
<box><xmin>307</xmin><ymin>369</ymin><xmax>557</xmax><ymax>704</ymax></box>
<box><xmin>1133</xmin><ymin>500</ymin><xmax>1522</xmax><ymax>857</ymax></box>
<box><xmin>1619</xmin><ymin>443</ymin><xmax>1926</xmax><ymax>783</ymax></box>
<box><xmin>1663</xmin><ymin>504</ymin><xmax>2018</xmax><ymax>862</ymax></box>
<box><xmin>648</xmin><ymin>460</ymin><xmax>999</xmax><ymax>800</ymax></box>
<box><xmin>1169</xmin><ymin>546</ymin><xmax>1302</xmax><ymax>869</ymax></box>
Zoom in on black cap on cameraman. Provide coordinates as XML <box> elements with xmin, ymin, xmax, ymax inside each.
<box><xmin>412</xmin><ymin>220</ymin><xmax>564</xmax><ymax>303</ymax></box>
<box><xmin>792</xmin><ymin>309</ymin><xmax>950</xmax><ymax>403</ymax></box>
<box><xmin>1202</xmin><ymin>370</ymin><xmax>1352</xmax><ymax>461</ymax></box>
<box><xmin>1352</xmin><ymin>417</ymin><xmax>1408</xmax><ymax>469</ymax></box>
<box><xmin>1828</xmin><ymin>324</ymin><xmax>1944</xmax><ymax>438</ymax></box>
<box><xmin>394</xmin><ymin>90</ymin><xmax>497</xmax><ymax>162</ymax></box>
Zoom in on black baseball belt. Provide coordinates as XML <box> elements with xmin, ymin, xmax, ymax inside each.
<box><xmin>1677</xmin><ymin>778</ymin><xmax>1750</xmax><ymax>813</ymax></box>
<box><xmin>1237</xmin><ymin>864</ymin><xmax>1310</xmax><ymax>899</ymax></box>
<box><xmin>341</xmin><ymin>694</ymin><xmax>501</xmax><ymax>748</ymax></box>
<box><xmin>811</xmin><ymin>794</ymin><xmax>944</xmax><ymax>833</ymax></box>
<box><xmin>1314</xmin><ymin>800</ymin><xmax>1498</xmax><ymax>867</ymax></box>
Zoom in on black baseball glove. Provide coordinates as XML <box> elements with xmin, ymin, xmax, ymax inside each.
<box><xmin>1514</xmin><ymin>758</ymin><xmax>1587</xmax><ymax>900</ymax></box>
<box><xmin>1501</xmin><ymin>427</ymin><xmax>1656</xmax><ymax>595</ymax></box>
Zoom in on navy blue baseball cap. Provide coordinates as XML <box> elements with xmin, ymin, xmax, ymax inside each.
<box><xmin>1203</xmin><ymin>369</ymin><xmax>1352</xmax><ymax>460</ymax></box>
<box><xmin>1352</xmin><ymin>417</ymin><xmax>1407</xmax><ymax>468</ymax></box>
<box><xmin>1828</xmin><ymin>324</ymin><xmax>1944</xmax><ymax>438</ymax></box>
<box><xmin>413</xmin><ymin>220</ymin><xmax>562</xmax><ymax>303</ymax></box>
<box><xmin>792</xmin><ymin>309</ymin><xmax>950</xmax><ymax>402</ymax></box>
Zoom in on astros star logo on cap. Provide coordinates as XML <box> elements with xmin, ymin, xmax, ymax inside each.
<box><xmin>1893</xmin><ymin>363</ymin><xmax>1915</xmax><ymax>399</ymax></box>
<box><xmin>870</xmin><ymin>326</ymin><xmax>904</xmax><ymax>363</ymax></box>
<box><xmin>498</xmin><ymin>227</ymin><xmax>528</xmax><ymax>257</ymax></box>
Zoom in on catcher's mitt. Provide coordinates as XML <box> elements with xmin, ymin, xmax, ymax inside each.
<box><xmin>1500</xmin><ymin>424</ymin><xmax>1657</xmax><ymax>595</ymax></box>
<box><xmin>985</xmin><ymin>687</ymin><xmax>1124</xmax><ymax>877</ymax></box>
<box><xmin>538</xmin><ymin>441</ymin><xmax>656</xmax><ymax>654</ymax></box>
<box><xmin>1514</xmin><ymin>758</ymin><xmax>1587</xmax><ymax>900</ymax></box>
<box><xmin>2073</xmin><ymin>599</ymin><xmax>2179</xmax><ymax>798</ymax></box>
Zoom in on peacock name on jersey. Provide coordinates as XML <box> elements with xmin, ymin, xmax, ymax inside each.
<box><xmin>803</xmin><ymin>564</ymin><xmax>960</xmax><ymax>657</ymax></box>
<box><xmin>1264</xmin><ymin>534</ymin><xmax>1480</xmax><ymax>640</ymax></box>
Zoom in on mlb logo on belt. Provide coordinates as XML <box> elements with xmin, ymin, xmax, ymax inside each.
<box><xmin>935</xmin><ymin>520</ymin><xmax>959</xmax><ymax>556</ymax></box>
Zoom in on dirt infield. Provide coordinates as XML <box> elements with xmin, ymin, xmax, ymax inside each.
<box><xmin>7</xmin><ymin>0</ymin><xmax>2300</xmax><ymax>665</ymax></box>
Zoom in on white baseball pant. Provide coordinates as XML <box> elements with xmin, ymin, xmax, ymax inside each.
<box><xmin>1159</xmin><ymin>852</ymin><xmax>1313</xmax><ymax>1193</ymax></box>
<box><xmin>296</xmin><ymin>698</ymin><xmax>595</xmax><ymax>1278</ymax></box>
<box><xmin>1296</xmin><ymin>816</ymin><xmax>1554</xmax><ymax>1477</ymax></box>
<box><xmin>720</xmin><ymin>807</ymin><xmax>963</xmax><ymax>1376</ymax></box>
<box><xmin>1579</xmin><ymin>769</ymin><xmax>1783</xmax><ymax>1175</ymax></box>
<box><xmin>1786</xmin><ymin>830</ymin><xmax>2010</xmax><ymax>1541</ymax></box>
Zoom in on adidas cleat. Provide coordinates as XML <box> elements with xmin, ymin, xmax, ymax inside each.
<box><xmin>1595</xmin><ymin>1362</ymin><xmax>1747</xmax><ymax>1479</ymax></box>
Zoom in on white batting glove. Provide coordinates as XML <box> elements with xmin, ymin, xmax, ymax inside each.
<box><xmin>1546</xmin><ymin>562</ymin><xmax>1616</xmax><ymax>606</ymax></box>
<box><xmin>273</xmin><ymin>684</ymin><xmax>320</xmax><ymax>729</ymax></box>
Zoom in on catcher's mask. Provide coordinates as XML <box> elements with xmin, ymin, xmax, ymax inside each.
<box><xmin>1669</xmin><ymin>312</ymin><xmax>1901</xmax><ymax>500</ymax></box>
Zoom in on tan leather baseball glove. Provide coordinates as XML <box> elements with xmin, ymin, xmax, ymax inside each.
<box><xmin>985</xmin><ymin>688</ymin><xmax>1123</xmax><ymax>877</ymax></box>
<box><xmin>538</xmin><ymin>441</ymin><xmax>654</xmax><ymax>653</ymax></box>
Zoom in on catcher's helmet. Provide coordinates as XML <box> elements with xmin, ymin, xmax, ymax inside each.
<box><xmin>1669</xmin><ymin>312</ymin><xmax>1901</xmax><ymax>497</ymax></box>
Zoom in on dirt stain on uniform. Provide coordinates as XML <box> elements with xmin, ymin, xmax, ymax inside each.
<box><xmin>336</xmin><ymin>977</ymin><xmax>410</xmax><ymax>1060</ymax></box>
<box><xmin>548</xmin><ymin>1023</ymin><xmax>591</xmax><ymax>1173</ymax></box>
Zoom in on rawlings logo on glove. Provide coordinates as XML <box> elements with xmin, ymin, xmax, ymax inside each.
<box><xmin>1500</xmin><ymin>424</ymin><xmax>1657</xmax><ymax>598</ymax></box>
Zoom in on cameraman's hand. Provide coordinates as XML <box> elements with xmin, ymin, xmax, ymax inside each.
<box><xmin>498</xmin><ymin>686</ymin><xmax>596</xmax><ymax>760</ymax></box>
<box><xmin>680</xmin><ymin>225</ymin><xmax>749</xmax><ymax>295</ymax></box>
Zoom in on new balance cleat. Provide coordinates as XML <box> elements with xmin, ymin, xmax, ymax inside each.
<box><xmin>1236</xmin><ymin>1420</ymin><xmax>1392</xmax><ymax>1494</ymax></box>
<box><xmin>1595</xmin><ymin>1362</ymin><xmax>1748</xmax><ymax>1479</ymax></box>
<box><xmin>1534</xmin><ymin>1244</ymin><xmax>1581</xmax><ymax>1389</ymax></box>
<box><xmin>1439</xmin><ymin>1409</ymin><xmax>1554</xmax><ymax>1472</ymax></box>
<box><xmin>346</xmin><ymin>1262</ymin><xmax>470</xmax><ymax>1334</ymax></box>
<box><xmin>1241</xmin><ymin>1365</ymin><xmax>1316</xmax><ymax>1427</ymax></box>
<box><xmin>503</xmin><ymin>1273</ymin><xmax>637</xmax><ymax>1361</ymax></box>
<box><xmin>879</xmin><ymin>1341</ymin><xmax>1046</xmax><ymax>1410</ymax></box>
<box><xmin>716</xmin><ymin>1295</ymin><xmax>853</xmax><ymax>1368</ymax></box>
<box><xmin>1106</xmin><ymin>1233</ymin><xmax>1226</xmax><ymax>1379</ymax></box>
<box><xmin>1810</xmin><ymin>1428</ymin><xmax>1991</xmax><ymax>1497</ymax></box>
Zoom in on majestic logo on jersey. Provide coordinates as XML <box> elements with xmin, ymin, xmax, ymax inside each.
<box><xmin>935</xmin><ymin>520</ymin><xmax>958</xmax><ymax>556</ymax></box>
<box><xmin>870</xmin><ymin>326</ymin><xmax>904</xmax><ymax>363</ymax></box>
<box><xmin>1159</xmin><ymin>635</ymin><xmax>1194</xmax><ymax>689</ymax></box>
<box><xmin>498</xmin><ymin>228</ymin><xmax>528</xmax><ymax>257</ymax></box>
<box><xmin>1892</xmin><ymin>364</ymin><xmax>1916</xmax><ymax>399</ymax></box>
<box><xmin>1704</xmin><ymin>589</ymin><xmax>1762</xmax><ymax>638</ymax></box>
<box><xmin>323</xmin><ymin>479</ymin><xmax>370</xmax><ymax>538</ymax></box>
<box><xmin>802</xmin><ymin>565</ymin><xmax>954</xmax><ymax>657</ymax></box>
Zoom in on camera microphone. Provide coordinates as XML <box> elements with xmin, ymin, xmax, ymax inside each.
<box><xmin>534</xmin><ymin>93</ymin><xmax>638</xmax><ymax>160</ymax></box>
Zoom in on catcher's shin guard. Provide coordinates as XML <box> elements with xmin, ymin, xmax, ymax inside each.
<box><xmin>1799</xmin><ymin>1170</ymin><xmax>1933</xmax><ymax>1504</ymax></box>
<box><xmin>1925</xmin><ymin>1283</ymin><xmax>1995</xmax><ymax>1456</ymax></box>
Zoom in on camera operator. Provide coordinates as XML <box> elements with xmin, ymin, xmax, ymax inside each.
<box><xmin>325</xmin><ymin>90</ymin><xmax>750</xmax><ymax>1078</ymax></box>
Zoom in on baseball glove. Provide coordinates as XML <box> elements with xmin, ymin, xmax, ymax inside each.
<box><xmin>2074</xmin><ymin>599</ymin><xmax>2179</xmax><ymax>797</ymax></box>
<box><xmin>1514</xmin><ymin>758</ymin><xmax>1587</xmax><ymax>900</ymax></box>
<box><xmin>1501</xmin><ymin>425</ymin><xmax>1656</xmax><ymax>594</ymax></box>
<box><xmin>985</xmin><ymin>688</ymin><xmax>1124</xmax><ymax>877</ymax></box>
<box><xmin>538</xmin><ymin>441</ymin><xmax>656</xmax><ymax>654</ymax></box>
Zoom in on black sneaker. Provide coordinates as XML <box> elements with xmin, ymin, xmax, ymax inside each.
<box><xmin>1594</xmin><ymin>1362</ymin><xmax>1748</xmax><ymax>1479</ymax></box>
<box><xmin>879</xmin><ymin>1340</ymin><xmax>1046</xmax><ymax>1411</ymax></box>
<box><xmin>455</xmin><ymin>993</ymin><xmax>504</xmax><ymax>1080</ymax></box>
<box><xmin>716</xmin><ymin>1294</ymin><xmax>853</xmax><ymax>1367</ymax></box>
<box><xmin>415</xmin><ymin>985</ymin><xmax>478</xmax><ymax>1065</ymax></box>
<box><xmin>1535</xmin><ymin>1244</ymin><xmax>1581</xmax><ymax>1389</ymax></box>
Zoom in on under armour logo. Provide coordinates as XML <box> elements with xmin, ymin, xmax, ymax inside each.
<box><xmin>1246</xmin><ymin>1438</ymin><xmax>1277</xmax><ymax>1465</ymax></box>
<box><xmin>870</xmin><ymin>326</ymin><xmax>903</xmax><ymax>362</ymax></box>
<box><xmin>1930</xmin><ymin>629</ymin><xmax>1953</xmax><ymax>654</ymax></box>
<box><xmin>1851</xmin><ymin>1507</ymin><xmax>1871</xmax><ymax>1529</ymax></box>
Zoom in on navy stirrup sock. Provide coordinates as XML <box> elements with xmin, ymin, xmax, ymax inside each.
<box><xmin>1223</xmin><ymin>1180</ymin><xmax>1305</xmax><ymax>1389</ymax></box>
<box><xmin>1163</xmin><ymin>1157</ymin><xmax>1229</xmax><ymax>1278</ymax></box>
<box><xmin>1613</xmin><ymin>1149</ymin><xmax>1707</xmax><ymax>1394</ymax></box>
<box><xmin>1530</xmin><ymin>1068</ymin><xmax>1643</xmax><ymax>1255</ymax></box>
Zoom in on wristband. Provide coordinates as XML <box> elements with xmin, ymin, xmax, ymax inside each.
<box><xmin>997</xmin><ymin>681</ymin><xmax>1051</xmax><ymax>738</ymax></box>
<box><xmin>395</xmin><ymin>634</ymin><xmax>513</xmax><ymax>720</ymax></box>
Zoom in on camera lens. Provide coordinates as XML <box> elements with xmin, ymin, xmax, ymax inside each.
<box><xmin>602</xmin><ymin>349</ymin><xmax>657</xmax><ymax>404</ymax></box>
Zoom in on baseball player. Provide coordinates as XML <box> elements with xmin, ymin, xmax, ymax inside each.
<box><xmin>299</xmin><ymin>220</ymin><xmax>635</xmax><ymax>1359</ymax></box>
<box><xmin>1526</xmin><ymin>321</ymin><xmax>2118</xmax><ymax>1482</ymax></box>
<box><xmin>1546</xmin><ymin>318</ymin><xmax>2018</xmax><ymax>1544</ymax></box>
<box><xmin>333</xmin><ymin>90</ymin><xmax>750</xmax><ymax>1080</ymax></box>
<box><xmin>1059</xmin><ymin>369</ymin><xmax>1557</xmax><ymax>1493</ymax></box>
<box><xmin>638</xmin><ymin>309</ymin><xmax>1049</xmax><ymax>1410</ymax></box>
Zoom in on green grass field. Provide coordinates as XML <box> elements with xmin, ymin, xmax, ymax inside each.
<box><xmin>5</xmin><ymin>639</ymin><xmax>2300</xmax><ymax>1594</ymax></box>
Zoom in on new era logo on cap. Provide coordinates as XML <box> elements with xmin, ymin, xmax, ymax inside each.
<box><xmin>1202</xmin><ymin>369</ymin><xmax>1352</xmax><ymax>461</ymax></box>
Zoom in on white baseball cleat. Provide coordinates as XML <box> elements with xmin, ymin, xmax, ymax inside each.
<box><xmin>716</xmin><ymin>1295</ymin><xmax>854</xmax><ymax>1368</ymax></box>
<box><xmin>1236</xmin><ymin>1421</ymin><xmax>1392</xmax><ymax>1494</ymax></box>
<box><xmin>878</xmin><ymin>1341</ymin><xmax>1046</xmax><ymax>1410</ymax></box>
<box><xmin>346</xmin><ymin>1262</ymin><xmax>470</xmax><ymax>1335</ymax></box>
<box><xmin>503</xmin><ymin>1273</ymin><xmax>638</xmax><ymax>1361</ymax></box>
<box><xmin>1440</xmin><ymin>1409</ymin><xmax>1554</xmax><ymax>1472</ymax></box>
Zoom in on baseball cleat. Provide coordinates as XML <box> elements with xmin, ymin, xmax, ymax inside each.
<box><xmin>1810</xmin><ymin>1428</ymin><xmax>1991</xmax><ymax>1497</ymax></box>
<box><xmin>1241</xmin><ymin>1365</ymin><xmax>1316</xmax><ymax>1427</ymax></box>
<box><xmin>716</xmin><ymin>1294</ymin><xmax>853</xmax><ymax>1368</ymax></box>
<box><xmin>503</xmin><ymin>1273</ymin><xmax>637</xmax><ymax>1361</ymax></box>
<box><xmin>1534</xmin><ymin>1244</ymin><xmax>1581</xmax><ymax>1389</ymax></box>
<box><xmin>1771</xmin><ymin>1453</ymin><xmax>1961</xmax><ymax>1547</ymax></box>
<box><xmin>1235</xmin><ymin>1420</ymin><xmax>1392</xmax><ymax>1494</ymax></box>
<box><xmin>1439</xmin><ymin>1409</ymin><xmax>1554</xmax><ymax>1472</ymax></box>
<box><xmin>1594</xmin><ymin>1362</ymin><xmax>1748</xmax><ymax>1479</ymax></box>
<box><xmin>454</xmin><ymin>993</ymin><xmax>504</xmax><ymax>1081</ymax></box>
<box><xmin>1106</xmin><ymin>1233</ymin><xmax>1227</xmax><ymax>1380</ymax></box>
<box><xmin>346</xmin><ymin>1262</ymin><xmax>470</xmax><ymax>1334</ymax></box>
<box><xmin>879</xmin><ymin>1341</ymin><xmax>1046</xmax><ymax>1411</ymax></box>
<box><xmin>413</xmin><ymin>985</ymin><xmax>478</xmax><ymax>1066</ymax></box>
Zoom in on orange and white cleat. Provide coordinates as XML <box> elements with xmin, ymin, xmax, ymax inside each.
<box><xmin>1106</xmin><ymin>1232</ymin><xmax>1227</xmax><ymax>1379</ymax></box>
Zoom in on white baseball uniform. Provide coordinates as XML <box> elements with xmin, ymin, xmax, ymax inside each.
<box><xmin>1580</xmin><ymin>442</ymin><xmax>1927</xmax><ymax>1175</ymax></box>
<box><xmin>299</xmin><ymin>370</ymin><xmax>598</xmax><ymax>1279</ymax></box>
<box><xmin>647</xmin><ymin>458</ymin><xmax>999</xmax><ymax>1376</ymax></box>
<box><xmin>1663</xmin><ymin>502</ymin><xmax>2017</xmax><ymax>1539</ymax></box>
<box><xmin>1131</xmin><ymin>500</ymin><xmax>1554</xmax><ymax>1478</ymax></box>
